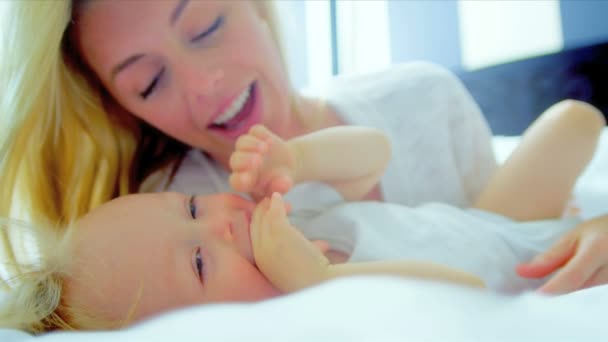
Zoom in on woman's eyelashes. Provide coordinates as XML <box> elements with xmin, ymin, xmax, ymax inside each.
<box><xmin>191</xmin><ymin>15</ymin><xmax>224</xmax><ymax>43</ymax></box>
<box><xmin>138</xmin><ymin>15</ymin><xmax>225</xmax><ymax>100</ymax></box>
<box><xmin>139</xmin><ymin>67</ymin><xmax>165</xmax><ymax>100</ymax></box>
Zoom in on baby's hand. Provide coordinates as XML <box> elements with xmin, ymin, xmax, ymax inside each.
<box><xmin>230</xmin><ymin>125</ymin><xmax>296</xmax><ymax>202</ymax></box>
<box><xmin>251</xmin><ymin>193</ymin><xmax>330</xmax><ymax>293</ymax></box>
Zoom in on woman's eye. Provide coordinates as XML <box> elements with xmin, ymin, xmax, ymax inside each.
<box><xmin>195</xmin><ymin>247</ymin><xmax>205</xmax><ymax>281</ymax></box>
<box><xmin>189</xmin><ymin>195</ymin><xmax>197</xmax><ymax>219</ymax></box>
<box><xmin>139</xmin><ymin>67</ymin><xmax>165</xmax><ymax>100</ymax></box>
<box><xmin>191</xmin><ymin>15</ymin><xmax>224</xmax><ymax>43</ymax></box>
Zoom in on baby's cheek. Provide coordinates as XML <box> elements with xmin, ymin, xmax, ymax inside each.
<box><xmin>209</xmin><ymin>248</ymin><xmax>280</xmax><ymax>301</ymax></box>
<box><xmin>226</xmin><ymin>263</ymin><xmax>281</xmax><ymax>301</ymax></box>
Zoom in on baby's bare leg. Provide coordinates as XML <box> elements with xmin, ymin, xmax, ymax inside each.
<box><xmin>474</xmin><ymin>100</ymin><xmax>605</xmax><ymax>221</ymax></box>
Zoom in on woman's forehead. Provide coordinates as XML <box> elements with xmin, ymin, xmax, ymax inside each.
<box><xmin>75</xmin><ymin>0</ymin><xmax>177</xmax><ymax>76</ymax></box>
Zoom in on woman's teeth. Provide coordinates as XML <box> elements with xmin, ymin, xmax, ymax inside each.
<box><xmin>213</xmin><ymin>87</ymin><xmax>251</xmax><ymax>126</ymax></box>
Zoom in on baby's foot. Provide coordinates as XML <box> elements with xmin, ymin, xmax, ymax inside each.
<box><xmin>230</xmin><ymin>125</ymin><xmax>295</xmax><ymax>200</ymax></box>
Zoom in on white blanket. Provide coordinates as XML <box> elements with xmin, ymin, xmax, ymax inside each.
<box><xmin>2</xmin><ymin>129</ymin><xmax>607</xmax><ymax>341</ymax></box>
<box><xmin>5</xmin><ymin>277</ymin><xmax>608</xmax><ymax>341</ymax></box>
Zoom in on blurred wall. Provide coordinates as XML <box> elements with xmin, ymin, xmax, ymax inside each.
<box><xmin>277</xmin><ymin>0</ymin><xmax>608</xmax><ymax>88</ymax></box>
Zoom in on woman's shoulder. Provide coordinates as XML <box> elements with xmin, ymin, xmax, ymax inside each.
<box><xmin>329</xmin><ymin>61</ymin><xmax>461</xmax><ymax>93</ymax></box>
<box><xmin>308</xmin><ymin>62</ymin><xmax>467</xmax><ymax>116</ymax></box>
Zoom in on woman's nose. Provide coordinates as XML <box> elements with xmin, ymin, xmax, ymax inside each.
<box><xmin>178</xmin><ymin>66</ymin><xmax>224</xmax><ymax>122</ymax></box>
<box><xmin>181</xmin><ymin>67</ymin><xmax>224</xmax><ymax>104</ymax></box>
<box><xmin>192</xmin><ymin>68</ymin><xmax>224</xmax><ymax>100</ymax></box>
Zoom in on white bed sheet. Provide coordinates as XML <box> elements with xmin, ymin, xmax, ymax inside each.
<box><xmin>2</xmin><ymin>129</ymin><xmax>607</xmax><ymax>341</ymax></box>
<box><xmin>5</xmin><ymin>277</ymin><xmax>608</xmax><ymax>341</ymax></box>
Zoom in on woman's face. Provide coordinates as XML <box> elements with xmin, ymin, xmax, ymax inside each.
<box><xmin>75</xmin><ymin>0</ymin><xmax>293</xmax><ymax>164</ymax></box>
<box><xmin>66</xmin><ymin>192</ymin><xmax>280</xmax><ymax>324</ymax></box>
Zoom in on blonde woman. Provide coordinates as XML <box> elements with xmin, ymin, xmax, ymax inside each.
<box><xmin>0</xmin><ymin>0</ymin><xmax>497</xmax><ymax>225</ymax></box>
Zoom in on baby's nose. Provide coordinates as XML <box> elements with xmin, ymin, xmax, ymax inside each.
<box><xmin>208</xmin><ymin>216</ymin><xmax>235</xmax><ymax>242</ymax></box>
<box><xmin>201</xmin><ymin>193</ymin><xmax>255</xmax><ymax>212</ymax></box>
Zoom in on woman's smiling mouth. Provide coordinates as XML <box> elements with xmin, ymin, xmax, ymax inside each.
<box><xmin>208</xmin><ymin>82</ymin><xmax>260</xmax><ymax>140</ymax></box>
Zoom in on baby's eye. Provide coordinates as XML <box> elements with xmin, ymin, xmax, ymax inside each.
<box><xmin>195</xmin><ymin>247</ymin><xmax>205</xmax><ymax>281</ymax></box>
<box><xmin>189</xmin><ymin>195</ymin><xmax>197</xmax><ymax>219</ymax></box>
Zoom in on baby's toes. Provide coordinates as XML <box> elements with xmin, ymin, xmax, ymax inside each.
<box><xmin>250</xmin><ymin>125</ymin><xmax>275</xmax><ymax>143</ymax></box>
<box><xmin>269</xmin><ymin>176</ymin><xmax>293</xmax><ymax>195</ymax></box>
<box><xmin>229</xmin><ymin>172</ymin><xmax>254</xmax><ymax>192</ymax></box>
<box><xmin>229</xmin><ymin>151</ymin><xmax>262</xmax><ymax>171</ymax></box>
<box><xmin>236</xmin><ymin>135</ymin><xmax>267</xmax><ymax>153</ymax></box>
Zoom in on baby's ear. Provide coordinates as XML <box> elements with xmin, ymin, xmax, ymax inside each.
<box><xmin>311</xmin><ymin>240</ymin><xmax>330</xmax><ymax>254</ymax></box>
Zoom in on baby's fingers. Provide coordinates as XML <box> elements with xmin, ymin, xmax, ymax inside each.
<box><xmin>268</xmin><ymin>193</ymin><xmax>288</xmax><ymax>223</ymax></box>
<box><xmin>251</xmin><ymin>198</ymin><xmax>270</xmax><ymax>246</ymax></box>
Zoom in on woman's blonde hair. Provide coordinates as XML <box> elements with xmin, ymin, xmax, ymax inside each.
<box><xmin>0</xmin><ymin>0</ymin><xmax>289</xmax><ymax>332</ymax></box>
<box><xmin>0</xmin><ymin>0</ymin><xmax>288</xmax><ymax>240</ymax></box>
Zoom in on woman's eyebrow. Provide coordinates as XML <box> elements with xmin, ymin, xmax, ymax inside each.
<box><xmin>170</xmin><ymin>0</ymin><xmax>190</xmax><ymax>26</ymax></box>
<box><xmin>111</xmin><ymin>54</ymin><xmax>144</xmax><ymax>80</ymax></box>
<box><xmin>110</xmin><ymin>0</ymin><xmax>190</xmax><ymax>80</ymax></box>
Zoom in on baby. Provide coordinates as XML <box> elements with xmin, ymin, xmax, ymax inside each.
<box><xmin>2</xmin><ymin>100</ymin><xmax>604</xmax><ymax>332</ymax></box>
<box><xmin>62</xmin><ymin>124</ymin><xmax>484</xmax><ymax>328</ymax></box>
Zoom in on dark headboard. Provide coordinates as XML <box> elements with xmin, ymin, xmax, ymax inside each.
<box><xmin>454</xmin><ymin>41</ymin><xmax>608</xmax><ymax>135</ymax></box>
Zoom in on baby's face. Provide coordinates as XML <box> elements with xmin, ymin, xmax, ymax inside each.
<box><xmin>65</xmin><ymin>192</ymin><xmax>280</xmax><ymax>325</ymax></box>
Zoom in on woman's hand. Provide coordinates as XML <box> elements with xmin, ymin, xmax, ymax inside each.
<box><xmin>229</xmin><ymin>125</ymin><xmax>296</xmax><ymax>202</ymax></box>
<box><xmin>517</xmin><ymin>214</ymin><xmax>608</xmax><ymax>294</ymax></box>
<box><xmin>250</xmin><ymin>193</ymin><xmax>331</xmax><ymax>293</ymax></box>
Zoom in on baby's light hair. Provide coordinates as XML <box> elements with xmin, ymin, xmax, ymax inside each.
<box><xmin>0</xmin><ymin>217</ymin><xmax>144</xmax><ymax>333</ymax></box>
<box><xmin>0</xmin><ymin>218</ymin><xmax>77</xmax><ymax>333</ymax></box>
